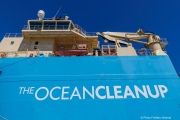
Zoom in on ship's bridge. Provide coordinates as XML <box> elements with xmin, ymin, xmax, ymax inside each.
<box><xmin>22</xmin><ymin>18</ymin><xmax>98</xmax><ymax>53</ymax></box>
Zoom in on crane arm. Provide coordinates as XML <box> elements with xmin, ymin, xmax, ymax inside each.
<box><xmin>97</xmin><ymin>29</ymin><xmax>167</xmax><ymax>56</ymax></box>
<box><xmin>97</xmin><ymin>29</ymin><xmax>162</xmax><ymax>45</ymax></box>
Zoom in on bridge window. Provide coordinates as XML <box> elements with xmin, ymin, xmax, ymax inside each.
<box><xmin>44</xmin><ymin>22</ymin><xmax>56</xmax><ymax>30</ymax></box>
<box><xmin>29</xmin><ymin>21</ymin><xmax>42</xmax><ymax>30</ymax></box>
<box><xmin>57</xmin><ymin>22</ymin><xmax>70</xmax><ymax>30</ymax></box>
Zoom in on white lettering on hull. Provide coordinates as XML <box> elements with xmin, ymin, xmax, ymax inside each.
<box><xmin>19</xmin><ymin>85</ymin><xmax>169</xmax><ymax>101</ymax></box>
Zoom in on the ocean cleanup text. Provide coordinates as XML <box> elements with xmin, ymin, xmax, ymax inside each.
<box><xmin>19</xmin><ymin>85</ymin><xmax>168</xmax><ymax>101</ymax></box>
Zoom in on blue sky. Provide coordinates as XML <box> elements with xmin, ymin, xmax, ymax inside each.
<box><xmin>0</xmin><ymin>0</ymin><xmax>180</xmax><ymax>74</ymax></box>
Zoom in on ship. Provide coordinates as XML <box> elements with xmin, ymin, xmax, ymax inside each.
<box><xmin>0</xmin><ymin>10</ymin><xmax>180</xmax><ymax>120</ymax></box>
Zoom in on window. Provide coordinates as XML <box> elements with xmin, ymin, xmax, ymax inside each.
<box><xmin>10</xmin><ymin>41</ymin><xmax>14</xmax><ymax>45</ymax></box>
<box><xmin>29</xmin><ymin>21</ymin><xmax>42</xmax><ymax>30</ymax></box>
<box><xmin>44</xmin><ymin>22</ymin><xmax>56</xmax><ymax>30</ymax></box>
<box><xmin>57</xmin><ymin>22</ymin><xmax>70</xmax><ymax>30</ymax></box>
<box><xmin>35</xmin><ymin>41</ymin><xmax>39</xmax><ymax>45</ymax></box>
<box><xmin>120</xmin><ymin>44</ymin><xmax>127</xmax><ymax>47</ymax></box>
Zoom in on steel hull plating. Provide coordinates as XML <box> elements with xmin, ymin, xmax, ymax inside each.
<box><xmin>0</xmin><ymin>56</ymin><xmax>180</xmax><ymax>120</ymax></box>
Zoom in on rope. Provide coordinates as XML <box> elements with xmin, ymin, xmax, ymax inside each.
<box><xmin>28</xmin><ymin>57</ymin><xmax>37</xmax><ymax>65</ymax></box>
<box><xmin>0</xmin><ymin>57</ymin><xmax>32</xmax><ymax>70</ymax></box>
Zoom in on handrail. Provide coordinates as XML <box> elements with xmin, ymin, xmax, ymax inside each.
<box><xmin>84</xmin><ymin>32</ymin><xmax>97</xmax><ymax>36</ymax></box>
<box><xmin>74</xmin><ymin>24</ymin><xmax>87</xmax><ymax>35</ymax></box>
<box><xmin>102</xmin><ymin>45</ymin><xmax>152</xmax><ymax>56</ymax></box>
<box><xmin>23</xmin><ymin>25</ymin><xmax>69</xmax><ymax>30</ymax></box>
<box><xmin>30</xmin><ymin>18</ymin><xmax>54</xmax><ymax>20</ymax></box>
<box><xmin>160</xmin><ymin>38</ymin><xmax>168</xmax><ymax>43</ymax></box>
<box><xmin>102</xmin><ymin>45</ymin><xmax>117</xmax><ymax>56</ymax></box>
<box><xmin>160</xmin><ymin>38</ymin><xmax>168</xmax><ymax>47</ymax></box>
<box><xmin>30</xmin><ymin>18</ymin><xmax>66</xmax><ymax>20</ymax></box>
<box><xmin>4</xmin><ymin>33</ymin><xmax>22</xmax><ymax>38</ymax></box>
<box><xmin>22</xmin><ymin>25</ymin><xmax>97</xmax><ymax>36</ymax></box>
<box><xmin>71</xmin><ymin>24</ymin><xmax>97</xmax><ymax>36</ymax></box>
<box><xmin>0</xmin><ymin>49</ymin><xmax>90</xmax><ymax>57</ymax></box>
<box><xmin>0</xmin><ymin>47</ymin><xmax>155</xmax><ymax>57</ymax></box>
<box><xmin>0</xmin><ymin>50</ymin><xmax>54</xmax><ymax>58</ymax></box>
<box><xmin>136</xmin><ymin>48</ymin><xmax>152</xmax><ymax>56</ymax></box>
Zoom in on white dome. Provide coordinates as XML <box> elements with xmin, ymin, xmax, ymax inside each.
<box><xmin>37</xmin><ymin>10</ymin><xmax>45</xmax><ymax>20</ymax></box>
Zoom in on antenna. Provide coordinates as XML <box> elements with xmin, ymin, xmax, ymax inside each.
<box><xmin>37</xmin><ymin>10</ymin><xmax>45</xmax><ymax>20</ymax></box>
<box><xmin>53</xmin><ymin>0</ymin><xmax>67</xmax><ymax>18</ymax></box>
<box><xmin>54</xmin><ymin>6</ymin><xmax>63</xmax><ymax>18</ymax></box>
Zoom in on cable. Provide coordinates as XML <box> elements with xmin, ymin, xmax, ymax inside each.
<box><xmin>0</xmin><ymin>57</ymin><xmax>32</xmax><ymax>70</ymax></box>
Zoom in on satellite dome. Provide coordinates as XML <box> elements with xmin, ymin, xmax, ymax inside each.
<box><xmin>37</xmin><ymin>10</ymin><xmax>45</xmax><ymax>20</ymax></box>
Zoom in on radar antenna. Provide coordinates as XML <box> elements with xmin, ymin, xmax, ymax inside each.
<box><xmin>37</xmin><ymin>10</ymin><xmax>45</xmax><ymax>20</ymax></box>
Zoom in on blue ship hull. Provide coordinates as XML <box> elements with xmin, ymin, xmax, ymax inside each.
<box><xmin>0</xmin><ymin>56</ymin><xmax>180</xmax><ymax>120</ymax></box>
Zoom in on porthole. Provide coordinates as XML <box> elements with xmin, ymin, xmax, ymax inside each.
<box><xmin>35</xmin><ymin>41</ymin><xmax>39</xmax><ymax>45</ymax></box>
<box><xmin>10</xmin><ymin>41</ymin><xmax>14</xmax><ymax>45</ymax></box>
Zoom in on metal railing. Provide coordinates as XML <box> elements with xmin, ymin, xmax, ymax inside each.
<box><xmin>22</xmin><ymin>25</ymin><xmax>97</xmax><ymax>36</ymax></box>
<box><xmin>102</xmin><ymin>45</ymin><xmax>152</xmax><ymax>56</ymax></box>
<box><xmin>160</xmin><ymin>38</ymin><xmax>168</xmax><ymax>43</ymax></box>
<box><xmin>85</xmin><ymin>32</ymin><xmax>97</xmax><ymax>36</ymax></box>
<box><xmin>136</xmin><ymin>48</ymin><xmax>152</xmax><ymax>56</ymax></box>
<box><xmin>23</xmin><ymin>25</ymin><xmax>69</xmax><ymax>30</ymax></box>
<box><xmin>160</xmin><ymin>38</ymin><xmax>168</xmax><ymax>48</ymax></box>
<box><xmin>30</xmin><ymin>18</ymin><xmax>64</xmax><ymax>20</ymax></box>
<box><xmin>74</xmin><ymin>24</ymin><xmax>97</xmax><ymax>36</ymax></box>
<box><xmin>0</xmin><ymin>49</ymin><xmax>89</xmax><ymax>58</ymax></box>
<box><xmin>0</xmin><ymin>47</ymin><xmax>155</xmax><ymax>58</ymax></box>
<box><xmin>0</xmin><ymin>51</ymin><xmax>54</xmax><ymax>58</ymax></box>
<box><xmin>4</xmin><ymin>33</ymin><xmax>22</xmax><ymax>37</ymax></box>
<box><xmin>74</xmin><ymin>24</ymin><xmax>86</xmax><ymax>35</ymax></box>
<box><xmin>102</xmin><ymin>45</ymin><xmax>117</xmax><ymax>56</ymax></box>
<box><xmin>22</xmin><ymin>25</ymin><xmax>28</xmax><ymax>30</ymax></box>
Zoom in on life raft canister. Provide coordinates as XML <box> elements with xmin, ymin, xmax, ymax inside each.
<box><xmin>29</xmin><ymin>53</ymin><xmax>33</xmax><ymax>57</ymax></box>
<box><xmin>1</xmin><ymin>53</ymin><xmax>6</xmax><ymax>58</ymax></box>
<box><xmin>38</xmin><ymin>53</ymin><xmax>44</xmax><ymax>57</ymax></box>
